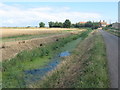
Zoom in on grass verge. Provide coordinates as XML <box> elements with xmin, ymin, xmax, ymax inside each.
<box><xmin>103</xmin><ymin>27</ymin><xmax>120</xmax><ymax>37</ymax></box>
<box><xmin>75</xmin><ymin>31</ymin><xmax>109</xmax><ymax>88</ymax></box>
<box><xmin>32</xmin><ymin>30</ymin><xmax>109</xmax><ymax>88</ymax></box>
<box><xmin>106</xmin><ymin>30</ymin><xmax>120</xmax><ymax>37</ymax></box>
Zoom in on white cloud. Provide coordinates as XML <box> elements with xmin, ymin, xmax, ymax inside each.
<box><xmin>0</xmin><ymin>3</ymin><xmax>102</xmax><ymax>27</ymax></box>
<box><xmin>29</xmin><ymin>7</ymin><xmax>52</xmax><ymax>12</ymax></box>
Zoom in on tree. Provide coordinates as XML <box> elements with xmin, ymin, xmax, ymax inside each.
<box><xmin>85</xmin><ymin>21</ymin><xmax>93</xmax><ymax>27</ymax></box>
<box><xmin>63</xmin><ymin>19</ymin><xmax>71</xmax><ymax>28</ymax></box>
<box><xmin>107</xmin><ymin>24</ymin><xmax>112</xmax><ymax>27</ymax></box>
<box><xmin>74</xmin><ymin>23</ymin><xmax>85</xmax><ymax>28</ymax></box>
<box><xmin>48</xmin><ymin>21</ymin><xmax>54</xmax><ymax>28</ymax></box>
<box><xmin>48</xmin><ymin>21</ymin><xmax>63</xmax><ymax>28</ymax></box>
<box><xmin>54</xmin><ymin>22</ymin><xmax>63</xmax><ymax>28</ymax></box>
<box><xmin>92</xmin><ymin>22</ymin><xmax>99</xmax><ymax>29</ymax></box>
<box><xmin>58</xmin><ymin>22</ymin><xmax>63</xmax><ymax>28</ymax></box>
<box><xmin>54</xmin><ymin>22</ymin><xmax>59</xmax><ymax>27</ymax></box>
<box><xmin>39</xmin><ymin>22</ymin><xmax>45</xmax><ymax>27</ymax></box>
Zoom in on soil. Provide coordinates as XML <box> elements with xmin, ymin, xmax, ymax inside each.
<box><xmin>1</xmin><ymin>33</ymin><xmax>71</xmax><ymax>61</ymax></box>
<box><xmin>1</xmin><ymin>28</ymin><xmax>84</xmax><ymax>61</ymax></box>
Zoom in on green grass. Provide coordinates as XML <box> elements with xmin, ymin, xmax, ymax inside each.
<box><xmin>2</xmin><ymin>29</ymin><xmax>92</xmax><ymax>88</ymax></box>
<box><xmin>2</xmin><ymin>48</ymin><xmax>53</xmax><ymax>88</ymax></box>
<box><xmin>108</xmin><ymin>30</ymin><xmax>120</xmax><ymax>37</ymax></box>
<box><xmin>1</xmin><ymin>29</ymin><xmax>81</xmax><ymax>42</ymax></box>
<box><xmin>105</xmin><ymin>29</ymin><xmax>120</xmax><ymax>37</ymax></box>
<box><xmin>61</xmin><ymin>37</ymin><xmax>81</xmax><ymax>52</ymax></box>
<box><xmin>75</xmin><ymin>33</ymin><xmax>109</xmax><ymax>88</ymax></box>
<box><xmin>103</xmin><ymin>27</ymin><xmax>120</xmax><ymax>37</ymax></box>
<box><xmin>1</xmin><ymin>33</ymin><xmax>65</xmax><ymax>42</ymax></box>
<box><xmin>33</xmin><ymin>30</ymin><xmax>109</xmax><ymax>88</ymax></box>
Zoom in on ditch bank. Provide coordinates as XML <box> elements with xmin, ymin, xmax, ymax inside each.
<box><xmin>32</xmin><ymin>30</ymin><xmax>109</xmax><ymax>88</ymax></box>
<box><xmin>1</xmin><ymin>33</ymin><xmax>72</xmax><ymax>61</ymax></box>
<box><xmin>2</xmin><ymin>30</ymin><xmax>91</xmax><ymax>88</ymax></box>
<box><xmin>24</xmin><ymin>37</ymin><xmax>82</xmax><ymax>85</ymax></box>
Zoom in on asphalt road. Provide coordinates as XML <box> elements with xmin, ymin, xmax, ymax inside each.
<box><xmin>100</xmin><ymin>30</ymin><xmax>119</xmax><ymax>88</ymax></box>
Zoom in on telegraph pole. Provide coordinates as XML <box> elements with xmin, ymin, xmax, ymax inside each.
<box><xmin>109</xmin><ymin>19</ymin><xmax>111</xmax><ymax>24</ymax></box>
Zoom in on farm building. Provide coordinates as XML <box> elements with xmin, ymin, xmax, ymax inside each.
<box><xmin>99</xmin><ymin>20</ymin><xmax>107</xmax><ymax>27</ymax></box>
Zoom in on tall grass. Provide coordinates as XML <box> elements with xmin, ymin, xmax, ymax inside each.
<box><xmin>103</xmin><ymin>27</ymin><xmax>120</xmax><ymax>37</ymax></box>
<box><xmin>75</xmin><ymin>32</ymin><xmax>109</xmax><ymax>88</ymax></box>
<box><xmin>33</xmin><ymin>30</ymin><xmax>109</xmax><ymax>88</ymax></box>
<box><xmin>1</xmin><ymin>33</ymin><xmax>64</xmax><ymax>42</ymax></box>
<box><xmin>2</xmin><ymin>29</ymin><xmax>92</xmax><ymax>88</ymax></box>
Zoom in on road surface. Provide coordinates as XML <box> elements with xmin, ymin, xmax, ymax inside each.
<box><xmin>100</xmin><ymin>30</ymin><xmax>119</xmax><ymax>88</ymax></box>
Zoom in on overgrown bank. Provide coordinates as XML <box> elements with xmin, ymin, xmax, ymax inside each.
<box><xmin>32</xmin><ymin>30</ymin><xmax>109</xmax><ymax>88</ymax></box>
<box><xmin>2</xmin><ymin>29</ymin><xmax>91</xmax><ymax>88</ymax></box>
<box><xmin>103</xmin><ymin>27</ymin><xmax>120</xmax><ymax>37</ymax></box>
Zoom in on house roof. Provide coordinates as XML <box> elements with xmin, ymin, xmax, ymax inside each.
<box><xmin>100</xmin><ymin>22</ymin><xmax>107</xmax><ymax>25</ymax></box>
<box><xmin>79</xmin><ymin>22</ymin><xmax>87</xmax><ymax>24</ymax></box>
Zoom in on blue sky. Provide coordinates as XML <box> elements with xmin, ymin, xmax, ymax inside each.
<box><xmin>0</xmin><ymin>2</ymin><xmax>118</xmax><ymax>27</ymax></box>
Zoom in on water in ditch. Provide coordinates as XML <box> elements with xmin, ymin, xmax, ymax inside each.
<box><xmin>24</xmin><ymin>51</ymin><xmax>70</xmax><ymax>84</ymax></box>
<box><xmin>24</xmin><ymin>37</ymin><xmax>81</xmax><ymax>84</ymax></box>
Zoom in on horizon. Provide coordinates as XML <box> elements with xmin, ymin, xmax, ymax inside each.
<box><xmin>0</xmin><ymin>20</ymin><xmax>113</xmax><ymax>28</ymax></box>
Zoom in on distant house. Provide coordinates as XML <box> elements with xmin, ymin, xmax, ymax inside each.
<box><xmin>112</xmin><ymin>22</ymin><xmax>120</xmax><ymax>29</ymax></box>
<box><xmin>106</xmin><ymin>24</ymin><xmax>110</xmax><ymax>26</ymax></box>
<box><xmin>79</xmin><ymin>22</ymin><xmax>87</xmax><ymax>24</ymax></box>
<box><xmin>99</xmin><ymin>20</ymin><xmax>107</xmax><ymax>27</ymax></box>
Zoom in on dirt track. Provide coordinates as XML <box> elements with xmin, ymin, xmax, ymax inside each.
<box><xmin>100</xmin><ymin>30</ymin><xmax>119</xmax><ymax>88</ymax></box>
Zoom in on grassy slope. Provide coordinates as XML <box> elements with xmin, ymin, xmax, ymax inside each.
<box><xmin>75</xmin><ymin>31</ymin><xmax>109</xmax><ymax>88</ymax></box>
<box><xmin>103</xmin><ymin>27</ymin><xmax>120</xmax><ymax>37</ymax></box>
<box><xmin>105</xmin><ymin>30</ymin><xmax>120</xmax><ymax>37</ymax></box>
<box><xmin>1</xmin><ymin>33</ymin><xmax>63</xmax><ymax>42</ymax></box>
<box><xmin>2</xmin><ymin>29</ymin><xmax>91</xmax><ymax>88</ymax></box>
<box><xmin>1</xmin><ymin>30</ymin><xmax>77</xmax><ymax>42</ymax></box>
<box><xmin>32</xmin><ymin>30</ymin><xmax>109</xmax><ymax>88</ymax></box>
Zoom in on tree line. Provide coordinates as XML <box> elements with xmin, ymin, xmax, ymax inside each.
<box><xmin>39</xmin><ymin>19</ymin><xmax>100</xmax><ymax>29</ymax></box>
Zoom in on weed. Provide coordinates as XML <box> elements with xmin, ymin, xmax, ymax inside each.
<box><xmin>2</xmin><ymin>29</ymin><xmax>92</xmax><ymax>88</ymax></box>
<box><xmin>33</xmin><ymin>30</ymin><xmax>109</xmax><ymax>88</ymax></box>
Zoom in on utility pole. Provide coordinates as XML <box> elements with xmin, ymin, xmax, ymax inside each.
<box><xmin>109</xmin><ymin>19</ymin><xmax>111</xmax><ymax>24</ymax></box>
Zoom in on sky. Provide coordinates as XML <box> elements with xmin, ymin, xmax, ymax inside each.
<box><xmin>0</xmin><ymin>1</ymin><xmax>118</xmax><ymax>27</ymax></box>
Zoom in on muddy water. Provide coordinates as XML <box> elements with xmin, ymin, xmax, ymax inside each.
<box><xmin>24</xmin><ymin>37</ymin><xmax>81</xmax><ymax>84</ymax></box>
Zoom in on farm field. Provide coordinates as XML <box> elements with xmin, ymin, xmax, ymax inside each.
<box><xmin>1</xmin><ymin>28</ymin><xmax>84</xmax><ymax>43</ymax></box>
<box><xmin>1</xmin><ymin>28</ymin><xmax>84</xmax><ymax>61</ymax></box>
<box><xmin>1</xmin><ymin>28</ymin><xmax>82</xmax><ymax>38</ymax></box>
